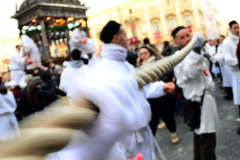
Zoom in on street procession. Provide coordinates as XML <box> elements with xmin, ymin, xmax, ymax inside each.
<box><xmin>0</xmin><ymin>0</ymin><xmax>240</xmax><ymax>159</ymax></box>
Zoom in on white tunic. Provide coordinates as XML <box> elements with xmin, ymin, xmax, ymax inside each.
<box><xmin>213</xmin><ymin>43</ymin><xmax>233</xmax><ymax>87</ymax></box>
<box><xmin>21</xmin><ymin>34</ymin><xmax>41</xmax><ymax>67</ymax></box>
<box><xmin>59</xmin><ymin>61</ymin><xmax>90</xmax><ymax>97</ymax></box>
<box><xmin>69</xmin><ymin>28</ymin><xmax>96</xmax><ymax>57</ymax></box>
<box><xmin>9</xmin><ymin>49</ymin><xmax>25</xmax><ymax>85</ymax></box>
<box><xmin>174</xmin><ymin>51</ymin><xmax>218</xmax><ymax>135</ymax></box>
<box><xmin>0</xmin><ymin>91</ymin><xmax>19</xmax><ymax>141</ymax></box>
<box><xmin>47</xmin><ymin>44</ymin><xmax>166</xmax><ymax>160</ymax></box>
<box><xmin>208</xmin><ymin>45</ymin><xmax>220</xmax><ymax>74</ymax></box>
<box><xmin>223</xmin><ymin>32</ymin><xmax>240</xmax><ymax>105</ymax></box>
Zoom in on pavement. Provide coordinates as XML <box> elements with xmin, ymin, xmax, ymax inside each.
<box><xmin>155</xmin><ymin>84</ymin><xmax>240</xmax><ymax>160</ymax></box>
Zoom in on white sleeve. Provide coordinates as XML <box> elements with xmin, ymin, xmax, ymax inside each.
<box><xmin>21</xmin><ymin>36</ymin><xmax>32</xmax><ymax>54</ymax></box>
<box><xmin>59</xmin><ymin>70</ymin><xmax>67</xmax><ymax>92</ymax></box>
<box><xmin>176</xmin><ymin>51</ymin><xmax>204</xmax><ymax>79</ymax></box>
<box><xmin>223</xmin><ymin>41</ymin><xmax>238</xmax><ymax>67</ymax></box>
<box><xmin>11</xmin><ymin>53</ymin><xmax>25</xmax><ymax>66</ymax></box>
<box><xmin>71</xmin><ymin>30</ymin><xmax>81</xmax><ymax>45</ymax></box>
<box><xmin>214</xmin><ymin>53</ymin><xmax>224</xmax><ymax>62</ymax></box>
<box><xmin>0</xmin><ymin>92</ymin><xmax>17</xmax><ymax>115</ymax></box>
<box><xmin>143</xmin><ymin>81</ymin><xmax>166</xmax><ymax>99</ymax></box>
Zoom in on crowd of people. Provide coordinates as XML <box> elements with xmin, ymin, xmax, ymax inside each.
<box><xmin>0</xmin><ymin>19</ymin><xmax>240</xmax><ymax>160</ymax></box>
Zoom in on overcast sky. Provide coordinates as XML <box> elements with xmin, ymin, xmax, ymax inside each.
<box><xmin>0</xmin><ymin>0</ymin><xmax>239</xmax><ymax>40</ymax></box>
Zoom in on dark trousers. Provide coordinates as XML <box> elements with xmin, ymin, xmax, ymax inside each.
<box><xmin>194</xmin><ymin>133</ymin><xmax>216</xmax><ymax>160</ymax></box>
<box><xmin>149</xmin><ymin>94</ymin><xmax>177</xmax><ymax>136</ymax></box>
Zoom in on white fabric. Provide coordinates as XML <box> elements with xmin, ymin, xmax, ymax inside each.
<box><xmin>59</xmin><ymin>64</ymin><xmax>90</xmax><ymax>97</ymax></box>
<box><xmin>0</xmin><ymin>91</ymin><xmax>19</xmax><ymax>141</ymax></box>
<box><xmin>19</xmin><ymin>74</ymin><xmax>33</xmax><ymax>89</ymax></box>
<box><xmin>223</xmin><ymin>32</ymin><xmax>240</xmax><ymax>104</ymax></box>
<box><xmin>208</xmin><ymin>45</ymin><xmax>220</xmax><ymax>74</ymax></box>
<box><xmin>69</xmin><ymin>28</ymin><xmax>96</xmax><ymax>56</ymax></box>
<box><xmin>194</xmin><ymin>93</ymin><xmax>219</xmax><ymax>135</ymax></box>
<box><xmin>10</xmin><ymin>49</ymin><xmax>25</xmax><ymax>85</ymax></box>
<box><xmin>88</xmin><ymin>54</ymin><xmax>101</xmax><ymax>68</ymax></box>
<box><xmin>48</xmin><ymin>44</ymin><xmax>165</xmax><ymax>160</ymax></box>
<box><xmin>174</xmin><ymin>51</ymin><xmax>218</xmax><ymax>134</ymax></box>
<box><xmin>223</xmin><ymin>32</ymin><xmax>239</xmax><ymax>70</ymax></box>
<box><xmin>213</xmin><ymin>43</ymin><xmax>233</xmax><ymax>87</ymax></box>
<box><xmin>143</xmin><ymin>81</ymin><xmax>166</xmax><ymax>99</ymax></box>
<box><xmin>101</xmin><ymin>44</ymin><xmax>127</xmax><ymax>61</ymax></box>
<box><xmin>21</xmin><ymin>34</ymin><xmax>41</xmax><ymax>67</ymax></box>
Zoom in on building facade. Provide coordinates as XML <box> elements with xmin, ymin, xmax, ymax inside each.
<box><xmin>88</xmin><ymin>0</ymin><xmax>218</xmax><ymax>50</ymax></box>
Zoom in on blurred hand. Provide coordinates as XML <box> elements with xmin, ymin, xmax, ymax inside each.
<box><xmin>24</xmin><ymin>55</ymin><xmax>29</xmax><ymax>59</ymax></box>
<box><xmin>82</xmin><ymin>38</ymin><xmax>88</xmax><ymax>43</ymax></box>
<box><xmin>25</xmin><ymin>60</ymin><xmax>33</xmax><ymax>65</ymax></box>
<box><xmin>136</xmin><ymin>57</ymin><xmax>142</xmax><ymax>66</ymax></box>
<box><xmin>163</xmin><ymin>82</ymin><xmax>175</xmax><ymax>94</ymax></box>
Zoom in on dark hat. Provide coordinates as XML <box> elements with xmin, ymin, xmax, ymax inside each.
<box><xmin>143</xmin><ymin>38</ymin><xmax>150</xmax><ymax>44</ymax></box>
<box><xmin>71</xmin><ymin>49</ymin><xmax>81</xmax><ymax>60</ymax></box>
<box><xmin>40</xmin><ymin>70</ymin><xmax>52</xmax><ymax>83</ymax></box>
<box><xmin>100</xmin><ymin>21</ymin><xmax>121</xmax><ymax>43</ymax></box>
<box><xmin>0</xmin><ymin>85</ymin><xmax>7</xmax><ymax>95</ymax></box>
<box><xmin>171</xmin><ymin>26</ymin><xmax>186</xmax><ymax>39</ymax></box>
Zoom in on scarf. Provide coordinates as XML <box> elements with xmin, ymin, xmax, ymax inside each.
<box><xmin>101</xmin><ymin>44</ymin><xmax>128</xmax><ymax>61</ymax></box>
<box><xmin>229</xmin><ymin>31</ymin><xmax>239</xmax><ymax>43</ymax></box>
<box><xmin>142</xmin><ymin>56</ymin><xmax>156</xmax><ymax>65</ymax></box>
<box><xmin>69</xmin><ymin>60</ymin><xmax>84</xmax><ymax>68</ymax></box>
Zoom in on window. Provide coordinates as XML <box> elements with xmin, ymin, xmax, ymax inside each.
<box><xmin>185</xmin><ymin>15</ymin><xmax>192</xmax><ymax>26</ymax></box>
<box><xmin>153</xmin><ymin>22</ymin><xmax>160</xmax><ymax>32</ymax></box>
<box><xmin>169</xmin><ymin>19</ymin><xmax>176</xmax><ymax>30</ymax></box>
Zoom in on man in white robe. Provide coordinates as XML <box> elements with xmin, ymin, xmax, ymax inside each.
<box><xmin>60</xmin><ymin>49</ymin><xmax>90</xmax><ymax>97</ymax></box>
<box><xmin>69</xmin><ymin>24</ymin><xmax>96</xmax><ymax>58</ymax></box>
<box><xmin>213</xmin><ymin>35</ymin><xmax>233</xmax><ymax>100</ymax></box>
<box><xmin>222</xmin><ymin>20</ymin><xmax>240</xmax><ymax>134</ymax></box>
<box><xmin>47</xmin><ymin>21</ymin><xmax>175</xmax><ymax>160</ymax></box>
<box><xmin>172</xmin><ymin>26</ymin><xmax>218</xmax><ymax>160</ymax></box>
<box><xmin>10</xmin><ymin>45</ymin><xmax>27</xmax><ymax>85</ymax></box>
<box><xmin>20</xmin><ymin>33</ymin><xmax>41</xmax><ymax>67</ymax></box>
<box><xmin>0</xmin><ymin>85</ymin><xmax>19</xmax><ymax>141</ymax></box>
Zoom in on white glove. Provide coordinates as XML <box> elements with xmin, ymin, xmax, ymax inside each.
<box><xmin>194</xmin><ymin>34</ymin><xmax>205</xmax><ymax>48</ymax></box>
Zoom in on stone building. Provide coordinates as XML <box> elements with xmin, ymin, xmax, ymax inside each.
<box><xmin>88</xmin><ymin>0</ymin><xmax>218</xmax><ymax>50</ymax></box>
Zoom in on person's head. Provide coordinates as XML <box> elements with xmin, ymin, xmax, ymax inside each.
<box><xmin>143</xmin><ymin>38</ymin><xmax>150</xmax><ymax>45</ymax></box>
<box><xmin>15</xmin><ymin>45</ymin><xmax>21</xmax><ymax>52</ymax></box>
<box><xmin>77</xmin><ymin>23</ymin><xmax>83</xmax><ymax>31</ymax></box>
<box><xmin>229</xmin><ymin>20</ymin><xmax>239</xmax><ymax>36</ymax></box>
<box><xmin>163</xmin><ymin>41</ymin><xmax>170</xmax><ymax>49</ymax></box>
<box><xmin>40</xmin><ymin>70</ymin><xmax>52</xmax><ymax>83</ymax></box>
<box><xmin>215</xmin><ymin>39</ymin><xmax>219</xmax><ymax>46</ymax></box>
<box><xmin>19</xmin><ymin>32</ymin><xmax>23</xmax><ymax>39</ymax></box>
<box><xmin>208</xmin><ymin>39</ymin><xmax>215</xmax><ymax>46</ymax></box>
<box><xmin>139</xmin><ymin>45</ymin><xmax>159</xmax><ymax>62</ymax></box>
<box><xmin>172</xmin><ymin>26</ymin><xmax>191</xmax><ymax>47</ymax></box>
<box><xmin>49</xmin><ymin>62</ymin><xmax>55</xmax><ymax>68</ymax></box>
<box><xmin>219</xmin><ymin>35</ymin><xmax>225</xmax><ymax>43</ymax></box>
<box><xmin>33</xmin><ymin>68</ymin><xmax>41</xmax><ymax>77</ymax></box>
<box><xmin>71</xmin><ymin>49</ymin><xmax>81</xmax><ymax>60</ymax></box>
<box><xmin>100</xmin><ymin>21</ymin><xmax>128</xmax><ymax>49</ymax></box>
